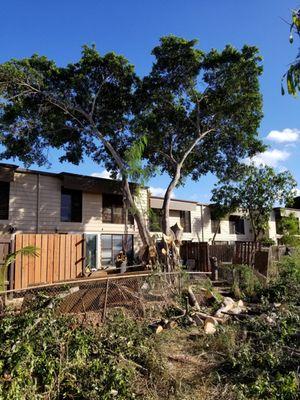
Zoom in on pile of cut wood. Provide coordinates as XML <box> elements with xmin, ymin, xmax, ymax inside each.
<box><xmin>149</xmin><ymin>285</ymin><xmax>246</xmax><ymax>335</ymax></box>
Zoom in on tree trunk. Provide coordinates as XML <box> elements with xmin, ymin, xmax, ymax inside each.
<box><xmin>122</xmin><ymin>178</ymin><xmax>151</xmax><ymax>247</ymax></box>
<box><xmin>161</xmin><ymin>166</ymin><xmax>181</xmax><ymax>235</ymax></box>
<box><xmin>212</xmin><ymin>220</ymin><xmax>221</xmax><ymax>244</ymax></box>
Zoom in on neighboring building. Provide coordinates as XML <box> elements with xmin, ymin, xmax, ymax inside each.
<box><xmin>269</xmin><ymin>207</ymin><xmax>300</xmax><ymax>244</ymax></box>
<box><xmin>149</xmin><ymin>197</ymin><xmax>253</xmax><ymax>244</ymax></box>
<box><xmin>0</xmin><ymin>163</ymin><xmax>298</xmax><ymax>269</ymax></box>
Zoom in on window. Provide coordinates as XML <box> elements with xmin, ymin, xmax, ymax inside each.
<box><xmin>180</xmin><ymin>211</ymin><xmax>191</xmax><ymax>233</ymax></box>
<box><xmin>229</xmin><ymin>216</ymin><xmax>245</xmax><ymax>235</ymax></box>
<box><xmin>85</xmin><ymin>234</ymin><xmax>98</xmax><ymax>270</ymax></box>
<box><xmin>0</xmin><ymin>181</ymin><xmax>9</xmax><ymax>220</ymax></box>
<box><xmin>211</xmin><ymin>219</ymin><xmax>221</xmax><ymax>234</ymax></box>
<box><xmin>101</xmin><ymin>234</ymin><xmax>134</xmax><ymax>266</ymax></box>
<box><xmin>102</xmin><ymin>194</ymin><xmax>134</xmax><ymax>224</ymax></box>
<box><xmin>149</xmin><ymin>208</ymin><xmax>162</xmax><ymax>232</ymax></box>
<box><xmin>61</xmin><ymin>188</ymin><xmax>82</xmax><ymax>222</ymax></box>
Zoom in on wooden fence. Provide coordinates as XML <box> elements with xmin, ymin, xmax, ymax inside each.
<box><xmin>234</xmin><ymin>241</ymin><xmax>261</xmax><ymax>265</ymax></box>
<box><xmin>180</xmin><ymin>242</ymin><xmax>210</xmax><ymax>272</ymax></box>
<box><xmin>14</xmin><ymin>234</ymin><xmax>85</xmax><ymax>290</ymax></box>
<box><xmin>181</xmin><ymin>241</ymin><xmax>263</xmax><ymax>272</ymax></box>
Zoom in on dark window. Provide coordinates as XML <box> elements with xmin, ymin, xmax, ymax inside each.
<box><xmin>180</xmin><ymin>211</ymin><xmax>191</xmax><ymax>233</ymax></box>
<box><xmin>0</xmin><ymin>181</ymin><xmax>9</xmax><ymax>220</ymax></box>
<box><xmin>101</xmin><ymin>234</ymin><xmax>134</xmax><ymax>266</ymax></box>
<box><xmin>102</xmin><ymin>194</ymin><xmax>134</xmax><ymax>224</ymax></box>
<box><xmin>229</xmin><ymin>216</ymin><xmax>245</xmax><ymax>235</ymax></box>
<box><xmin>61</xmin><ymin>187</ymin><xmax>82</xmax><ymax>222</ymax></box>
<box><xmin>211</xmin><ymin>219</ymin><xmax>221</xmax><ymax>234</ymax></box>
<box><xmin>149</xmin><ymin>208</ymin><xmax>162</xmax><ymax>232</ymax></box>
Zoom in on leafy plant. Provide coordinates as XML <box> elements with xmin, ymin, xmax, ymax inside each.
<box><xmin>0</xmin><ymin>298</ymin><xmax>165</xmax><ymax>399</ymax></box>
<box><xmin>0</xmin><ymin>245</ymin><xmax>39</xmax><ymax>291</ymax></box>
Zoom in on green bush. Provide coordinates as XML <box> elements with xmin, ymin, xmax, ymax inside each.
<box><xmin>258</xmin><ymin>250</ymin><xmax>300</xmax><ymax>305</ymax></box>
<box><xmin>0</xmin><ymin>295</ymin><xmax>163</xmax><ymax>399</ymax></box>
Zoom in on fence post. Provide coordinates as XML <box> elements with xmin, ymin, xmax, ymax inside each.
<box><xmin>102</xmin><ymin>277</ymin><xmax>110</xmax><ymax>323</ymax></box>
<box><xmin>210</xmin><ymin>257</ymin><xmax>218</xmax><ymax>281</ymax></box>
<box><xmin>8</xmin><ymin>236</ymin><xmax>14</xmax><ymax>299</ymax></box>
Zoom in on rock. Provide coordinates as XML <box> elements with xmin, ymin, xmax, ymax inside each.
<box><xmin>155</xmin><ymin>325</ymin><xmax>164</xmax><ymax>334</ymax></box>
<box><xmin>204</xmin><ymin>317</ymin><xmax>218</xmax><ymax>334</ymax></box>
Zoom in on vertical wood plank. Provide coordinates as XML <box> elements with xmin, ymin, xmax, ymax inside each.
<box><xmin>65</xmin><ymin>235</ymin><xmax>71</xmax><ymax>280</ymax></box>
<box><xmin>59</xmin><ymin>235</ymin><xmax>66</xmax><ymax>281</ymax></box>
<box><xmin>70</xmin><ymin>235</ymin><xmax>77</xmax><ymax>279</ymax></box>
<box><xmin>28</xmin><ymin>234</ymin><xmax>36</xmax><ymax>286</ymax></box>
<box><xmin>40</xmin><ymin>234</ymin><xmax>48</xmax><ymax>284</ymax></box>
<box><xmin>21</xmin><ymin>235</ymin><xmax>28</xmax><ymax>289</ymax></box>
<box><xmin>53</xmin><ymin>234</ymin><xmax>60</xmax><ymax>282</ymax></box>
<box><xmin>14</xmin><ymin>235</ymin><xmax>22</xmax><ymax>290</ymax></box>
<box><xmin>34</xmin><ymin>234</ymin><xmax>42</xmax><ymax>284</ymax></box>
<box><xmin>47</xmin><ymin>234</ymin><xmax>54</xmax><ymax>283</ymax></box>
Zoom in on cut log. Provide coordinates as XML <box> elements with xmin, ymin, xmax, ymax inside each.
<box><xmin>187</xmin><ymin>286</ymin><xmax>201</xmax><ymax>311</ymax></box>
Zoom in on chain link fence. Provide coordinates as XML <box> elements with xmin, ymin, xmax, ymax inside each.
<box><xmin>1</xmin><ymin>272</ymin><xmax>210</xmax><ymax>324</ymax></box>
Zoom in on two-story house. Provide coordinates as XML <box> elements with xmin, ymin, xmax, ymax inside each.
<box><xmin>1</xmin><ymin>163</ymin><xmax>297</xmax><ymax>270</ymax></box>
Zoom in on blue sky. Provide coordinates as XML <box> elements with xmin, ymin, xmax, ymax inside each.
<box><xmin>1</xmin><ymin>0</ymin><xmax>300</xmax><ymax>202</ymax></box>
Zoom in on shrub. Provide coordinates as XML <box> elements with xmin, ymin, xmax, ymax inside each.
<box><xmin>0</xmin><ymin>295</ymin><xmax>163</xmax><ymax>399</ymax></box>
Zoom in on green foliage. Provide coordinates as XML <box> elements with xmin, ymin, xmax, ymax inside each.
<box><xmin>219</xmin><ymin>309</ymin><xmax>300</xmax><ymax>400</ymax></box>
<box><xmin>0</xmin><ymin>246</ymin><xmax>39</xmax><ymax>291</ymax></box>
<box><xmin>282</xmin><ymin>8</ymin><xmax>300</xmax><ymax>96</ymax></box>
<box><xmin>278</xmin><ymin>212</ymin><xmax>300</xmax><ymax>247</ymax></box>
<box><xmin>136</xmin><ymin>38</ymin><xmax>264</xmax><ymax>183</ymax></box>
<box><xmin>212</xmin><ymin>164</ymin><xmax>297</xmax><ymax>240</ymax></box>
<box><xmin>258</xmin><ymin>237</ymin><xmax>276</xmax><ymax>247</ymax></box>
<box><xmin>221</xmin><ymin>264</ymin><xmax>262</xmax><ymax>299</ymax></box>
<box><xmin>0</xmin><ymin>298</ymin><xmax>162</xmax><ymax>399</ymax></box>
<box><xmin>258</xmin><ymin>250</ymin><xmax>300</xmax><ymax>305</ymax></box>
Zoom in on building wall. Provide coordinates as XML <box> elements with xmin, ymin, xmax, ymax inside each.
<box><xmin>150</xmin><ymin>202</ymin><xmax>254</xmax><ymax>243</ymax></box>
<box><xmin>0</xmin><ymin>172</ymin><xmax>145</xmax><ymax>241</ymax></box>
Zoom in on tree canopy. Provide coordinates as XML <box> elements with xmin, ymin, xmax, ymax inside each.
<box><xmin>0</xmin><ymin>36</ymin><xmax>265</xmax><ymax>245</ymax></box>
<box><xmin>135</xmin><ymin>36</ymin><xmax>264</xmax><ymax>232</ymax></box>
<box><xmin>211</xmin><ymin>164</ymin><xmax>297</xmax><ymax>241</ymax></box>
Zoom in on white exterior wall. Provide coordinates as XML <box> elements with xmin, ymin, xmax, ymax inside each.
<box><xmin>0</xmin><ymin>172</ymin><xmax>145</xmax><ymax>240</ymax></box>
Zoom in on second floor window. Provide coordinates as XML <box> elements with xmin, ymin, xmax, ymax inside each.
<box><xmin>0</xmin><ymin>181</ymin><xmax>9</xmax><ymax>220</ymax></box>
<box><xmin>102</xmin><ymin>193</ymin><xmax>134</xmax><ymax>224</ymax></box>
<box><xmin>229</xmin><ymin>216</ymin><xmax>245</xmax><ymax>235</ymax></box>
<box><xmin>61</xmin><ymin>187</ymin><xmax>82</xmax><ymax>222</ymax></box>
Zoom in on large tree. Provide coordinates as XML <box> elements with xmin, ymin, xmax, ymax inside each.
<box><xmin>0</xmin><ymin>46</ymin><xmax>152</xmax><ymax>247</ymax></box>
<box><xmin>0</xmin><ymin>37</ymin><xmax>264</xmax><ymax>255</ymax></box>
<box><xmin>211</xmin><ymin>164</ymin><xmax>297</xmax><ymax>241</ymax></box>
<box><xmin>135</xmin><ymin>37</ymin><xmax>264</xmax><ymax>234</ymax></box>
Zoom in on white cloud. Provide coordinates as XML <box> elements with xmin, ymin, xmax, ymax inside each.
<box><xmin>266</xmin><ymin>128</ymin><xmax>300</xmax><ymax>143</ymax></box>
<box><xmin>246</xmin><ymin>149</ymin><xmax>291</xmax><ymax>168</ymax></box>
<box><xmin>149</xmin><ymin>187</ymin><xmax>167</xmax><ymax>197</ymax></box>
<box><xmin>149</xmin><ymin>187</ymin><xmax>176</xmax><ymax>198</ymax></box>
<box><xmin>91</xmin><ymin>170</ymin><xmax>113</xmax><ymax>179</ymax></box>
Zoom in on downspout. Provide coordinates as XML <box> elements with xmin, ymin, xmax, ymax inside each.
<box><xmin>200</xmin><ymin>204</ymin><xmax>204</xmax><ymax>242</ymax></box>
<box><xmin>36</xmin><ymin>174</ymin><xmax>40</xmax><ymax>233</ymax></box>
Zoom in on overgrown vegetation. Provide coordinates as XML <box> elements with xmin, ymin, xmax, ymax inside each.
<box><xmin>0</xmin><ymin>296</ymin><xmax>170</xmax><ymax>399</ymax></box>
<box><xmin>1</xmin><ymin>253</ymin><xmax>299</xmax><ymax>399</ymax></box>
